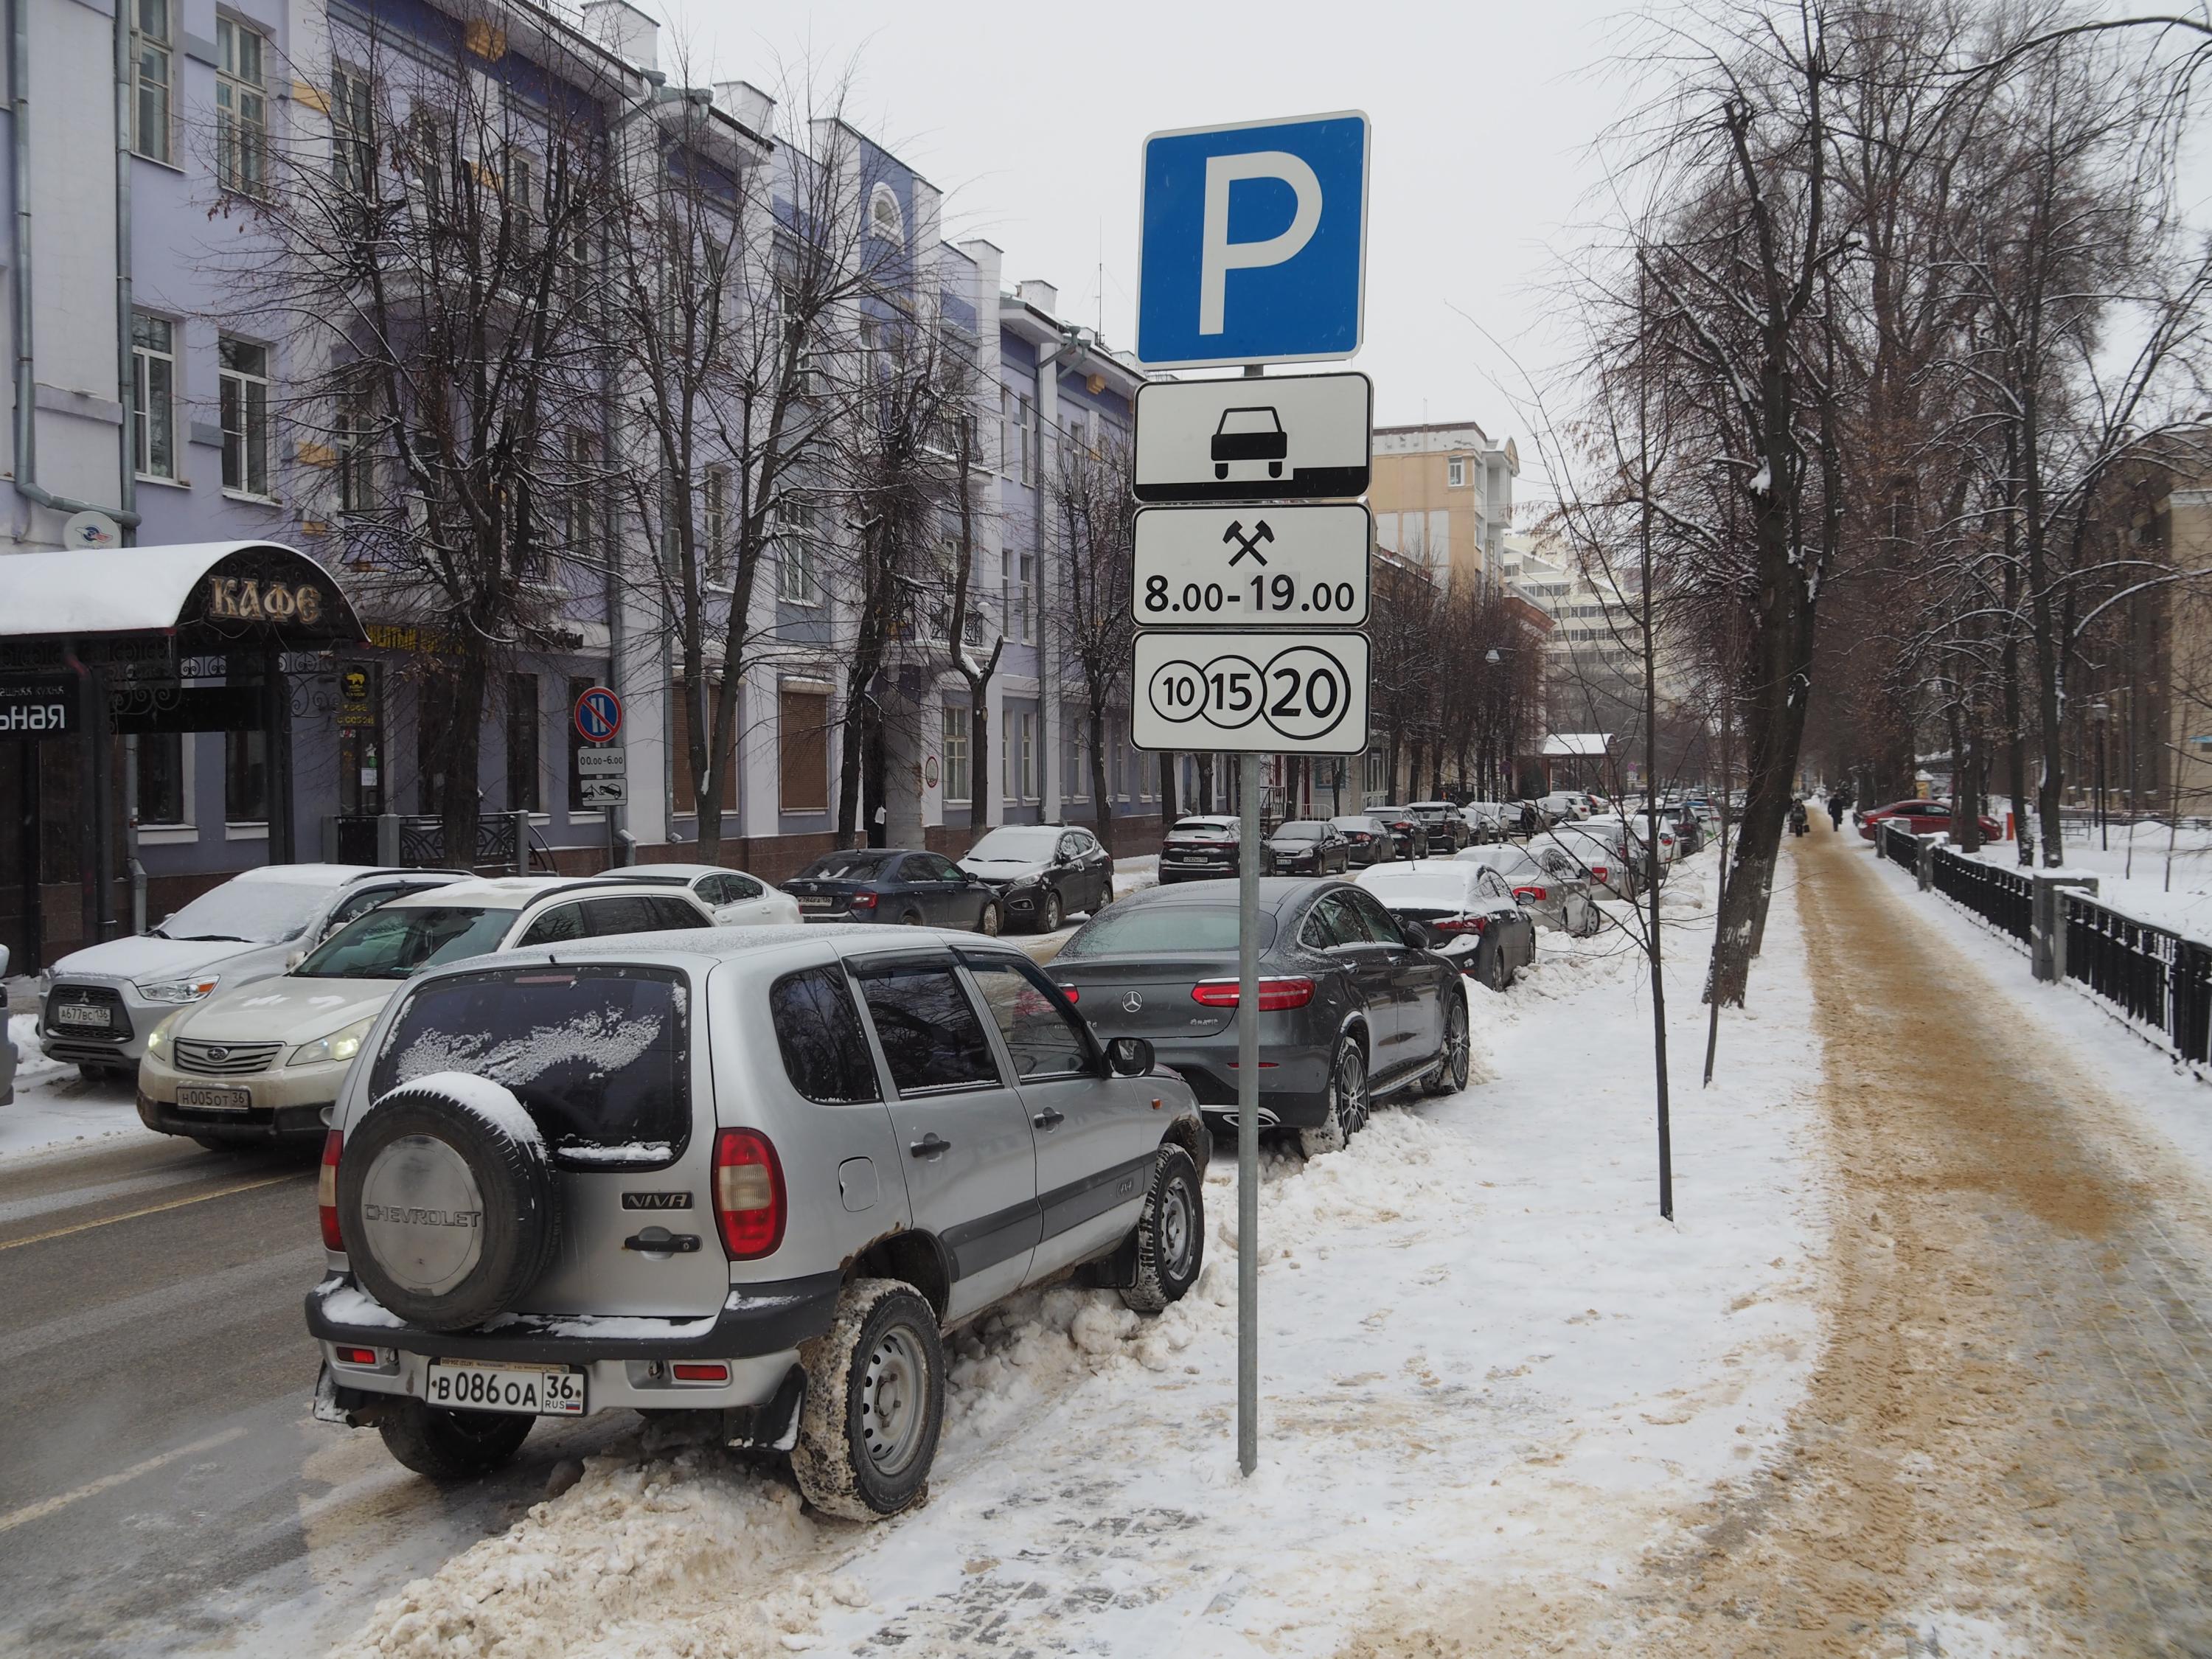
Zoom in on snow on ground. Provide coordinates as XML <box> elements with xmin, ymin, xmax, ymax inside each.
<box><xmin>338</xmin><ymin>849</ymin><xmax>1832</xmax><ymax>1659</ymax></box>
<box><xmin>1110</xmin><ymin>852</ymin><xmax>1158</xmax><ymax>899</ymax></box>
<box><xmin>1862</xmin><ymin>834</ymin><xmax>2212</xmax><ymax>1197</ymax></box>
<box><xmin>0</xmin><ymin>1015</ymin><xmax>142</xmax><ymax>1161</ymax></box>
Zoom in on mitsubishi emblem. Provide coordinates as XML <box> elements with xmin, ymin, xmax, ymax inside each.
<box><xmin>1121</xmin><ymin>990</ymin><xmax>1144</xmax><ymax>1014</ymax></box>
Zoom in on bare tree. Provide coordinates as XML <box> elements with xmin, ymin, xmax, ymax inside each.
<box><xmin>234</xmin><ymin>10</ymin><xmax>616</xmax><ymax>864</ymax></box>
<box><xmin>1051</xmin><ymin>428</ymin><xmax>1138</xmax><ymax>852</ymax></box>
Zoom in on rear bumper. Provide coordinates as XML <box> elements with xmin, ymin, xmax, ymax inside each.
<box><xmin>1152</xmin><ymin>1043</ymin><xmax>1332</xmax><ymax>1128</ymax></box>
<box><xmin>305</xmin><ymin>1270</ymin><xmax>844</xmax><ymax>1366</ymax></box>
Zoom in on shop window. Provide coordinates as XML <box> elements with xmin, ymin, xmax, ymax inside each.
<box><xmin>136</xmin><ymin>734</ymin><xmax>184</xmax><ymax>826</ymax></box>
<box><xmin>226</xmin><ymin>728</ymin><xmax>266</xmax><ymax>823</ymax></box>
<box><xmin>506</xmin><ymin>672</ymin><xmax>539</xmax><ymax>813</ymax></box>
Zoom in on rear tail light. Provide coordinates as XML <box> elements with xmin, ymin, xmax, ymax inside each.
<box><xmin>1435</xmin><ymin>916</ymin><xmax>1488</xmax><ymax>934</ymax></box>
<box><xmin>333</xmin><ymin>1346</ymin><xmax>379</xmax><ymax>1366</ymax></box>
<box><xmin>1191</xmin><ymin>975</ymin><xmax>1315</xmax><ymax>1010</ymax></box>
<box><xmin>713</xmin><ymin>1128</ymin><xmax>786</xmax><ymax>1259</ymax></box>
<box><xmin>1590</xmin><ymin>866</ymin><xmax>1609</xmax><ymax>883</ymax></box>
<box><xmin>849</xmin><ymin>891</ymin><xmax>877</xmax><ymax>910</ymax></box>
<box><xmin>672</xmin><ymin>1362</ymin><xmax>731</xmax><ymax>1383</ymax></box>
<box><xmin>319</xmin><ymin>1130</ymin><xmax>344</xmax><ymax>1251</ymax></box>
<box><xmin>1514</xmin><ymin>886</ymin><xmax>1548</xmax><ymax>902</ymax></box>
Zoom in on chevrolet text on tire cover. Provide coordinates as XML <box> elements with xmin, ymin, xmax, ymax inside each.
<box><xmin>306</xmin><ymin>925</ymin><xmax>1209</xmax><ymax>1513</ymax></box>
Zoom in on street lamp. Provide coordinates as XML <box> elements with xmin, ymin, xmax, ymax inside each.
<box><xmin>1484</xmin><ymin>647</ymin><xmax>1513</xmax><ymax>801</ymax></box>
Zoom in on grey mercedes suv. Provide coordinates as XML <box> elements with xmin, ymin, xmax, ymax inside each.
<box><xmin>305</xmin><ymin>925</ymin><xmax>1207</xmax><ymax>1520</ymax></box>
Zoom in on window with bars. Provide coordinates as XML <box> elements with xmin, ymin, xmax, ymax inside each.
<box><xmin>218</xmin><ymin>336</ymin><xmax>271</xmax><ymax>497</ymax></box>
<box><xmin>133</xmin><ymin>0</ymin><xmax>172</xmax><ymax>164</ymax></box>
<box><xmin>940</xmin><ymin>706</ymin><xmax>970</xmax><ymax>803</ymax></box>
<box><xmin>131</xmin><ymin>313</ymin><xmax>175</xmax><ymax>480</ymax></box>
<box><xmin>215</xmin><ymin>18</ymin><xmax>267</xmax><ymax>197</ymax></box>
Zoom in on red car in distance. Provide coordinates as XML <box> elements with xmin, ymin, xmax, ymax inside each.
<box><xmin>1856</xmin><ymin>799</ymin><xmax>2005</xmax><ymax>842</ymax></box>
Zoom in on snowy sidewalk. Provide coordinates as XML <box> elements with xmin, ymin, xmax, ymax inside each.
<box><xmin>338</xmin><ymin>857</ymin><xmax>1834</xmax><ymax>1659</ymax></box>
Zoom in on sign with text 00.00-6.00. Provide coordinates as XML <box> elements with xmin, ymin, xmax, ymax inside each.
<box><xmin>1131</xmin><ymin>630</ymin><xmax>1370</xmax><ymax>756</ymax></box>
<box><xmin>1132</xmin><ymin>503</ymin><xmax>1370</xmax><ymax>628</ymax></box>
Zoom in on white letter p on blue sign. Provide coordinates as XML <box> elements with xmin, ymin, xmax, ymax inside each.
<box><xmin>1138</xmin><ymin>112</ymin><xmax>1368</xmax><ymax>369</ymax></box>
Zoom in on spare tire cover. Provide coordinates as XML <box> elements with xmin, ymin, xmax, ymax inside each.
<box><xmin>338</xmin><ymin>1073</ymin><xmax>563</xmax><ymax>1332</ymax></box>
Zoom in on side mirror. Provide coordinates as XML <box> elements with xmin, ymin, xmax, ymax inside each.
<box><xmin>1105</xmin><ymin>1035</ymin><xmax>1155</xmax><ymax>1077</ymax></box>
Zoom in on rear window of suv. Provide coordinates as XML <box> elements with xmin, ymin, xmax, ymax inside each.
<box><xmin>368</xmin><ymin>964</ymin><xmax>690</xmax><ymax>1169</ymax></box>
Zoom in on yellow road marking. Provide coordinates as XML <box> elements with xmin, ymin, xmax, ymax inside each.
<box><xmin>0</xmin><ymin>1174</ymin><xmax>302</xmax><ymax>1252</ymax></box>
<box><xmin>0</xmin><ymin>1426</ymin><xmax>251</xmax><ymax>1535</ymax></box>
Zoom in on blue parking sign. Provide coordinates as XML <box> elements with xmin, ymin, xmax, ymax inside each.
<box><xmin>1136</xmin><ymin>111</ymin><xmax>1368</xmax><ymax>369</ymax></box>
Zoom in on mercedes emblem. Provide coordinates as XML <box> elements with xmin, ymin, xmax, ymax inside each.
<box><xmin>1121</xmin><ymin>990</ymin><xmax>1144</xmax><ymax>1014</ymax></box>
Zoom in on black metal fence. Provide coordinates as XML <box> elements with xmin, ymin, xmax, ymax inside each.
<box><xmin>330</xmin><ymin>813</ymin><xmax>524</xmax><ymax>872</ymax></box>
<box><xmin>1879</xmin><ymin>819</ymin><xmax>1920</xmax><ymax>874</ymax></box>
<box><xmin>1930</xmin><ymin>846</ymin><xmax>2034</xmax><ymax>946</ymax></box>
<box><xmin>2064</xmin><ymin>895</ymin><xmax>2212</xmax><ymax>1065</ymax></box>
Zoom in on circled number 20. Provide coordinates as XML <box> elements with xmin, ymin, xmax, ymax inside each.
<box><xmin>1146</xmin><ymin>645</ymin><xmax>1353</xmax><ymax>742</ymax></box>
<box><xmin>1141</xmin><ymin>574</ymin><xmax>1360</xmax><ymax>617</ymax></box>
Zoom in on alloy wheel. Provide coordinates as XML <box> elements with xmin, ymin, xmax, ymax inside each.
<box><xmin>1336</xmin><ymin>1043</ymin><xmax>1370</xmax><ymax>1134</ymax></box>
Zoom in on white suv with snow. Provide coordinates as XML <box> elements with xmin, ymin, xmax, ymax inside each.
<box><xmin>306</xmin><ymin>926</ymin><xmax>1207</xmax><ymax>1519</ymax></box>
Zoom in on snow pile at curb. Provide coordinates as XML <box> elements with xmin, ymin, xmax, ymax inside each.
<box><xmin>335</xmin><ymin>848</ymin><xmax>1830</xmax><ymax>1658</ymax></box>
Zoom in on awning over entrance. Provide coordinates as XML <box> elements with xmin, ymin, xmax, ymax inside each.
<box><xmin>0</xmin><ymin>541</ymin><xmax>366</xmax><ymax>650</ymax></box>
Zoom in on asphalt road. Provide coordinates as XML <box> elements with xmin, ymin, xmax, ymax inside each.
<box><xmin>0</xmin><ymin>1124</ymin><xmax>632</xmax><ymax>1657</ymax></box>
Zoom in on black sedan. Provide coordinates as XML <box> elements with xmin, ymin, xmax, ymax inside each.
<box><xmin>1407</xmin><ymin>801</ymin><xmax>1470</xmax><ymax>852</ymax></box>
<box><xmin>1262</xmin><ymin>819</ymin><xmax>1351</xmax><ymax>876</ymax></box>
<box><xmin>1051</xmin><ymin>879</ymin><xmax>1470</xmax><ymax>1155</ymax></box>
<box><xmin>956</xmin><ymin>823</ymin><xmax>1113</xmax><ymax>933</ymax></box>
<box><xmin>1371</xmin><ymin>807</ymin><xmax>1432</xmax><ymax>861</ymax></box>
<box><xmin>1356</xmin><ymin>860</ymin><xmax>1537</xmax><ymax>991</ymax></box>
<box><xmin>1329</xmin><ymin>814</ymin><xmax>1395</xmax><ymax>867</ymax></box>
<box><xmin>784</xmin><ymin>848</ymin><xmax>1004</xmax><ymax>933</ymax></box>
<box><xmin>1159</xmin><ymin>815</ymin><xmax>1242</xmax><ymax>883</ymax></box>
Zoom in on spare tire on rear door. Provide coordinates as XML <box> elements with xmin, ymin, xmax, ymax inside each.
<box><xmin>336</xmin><ymin>1072</ymin><xmax>563</xmax><ymax>1332</ymax></box>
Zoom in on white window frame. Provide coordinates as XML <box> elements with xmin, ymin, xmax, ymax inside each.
<box><xmin>1448</xmin><ymin>454</ymin><xmax>1466</xmax><ymax>488</ymax></box>
<box><xmin>218</xmin><ymin>335</ymin><xmax>271</xmax><ymax>498</ymax></box>
<box><xmin>331</xmin><ymin>62</ymin><xmax>375</xmax><ymax>194</ymax></box>
<box><xmin>776</xmin><ymin>493</ymin><xmax>821</xmax><ymax>605</ymax></box>
<box><xmin>131</xmin><ymin>312</ymin><xmax>177</xmax><ymax>481</ymax></box>
<box><xmin>132</xmin><ymin>0</ymin><xmax>173</xmax><ymax>165</ymax></box>
<box><xmin>940</xmin><ymin>705</ymin><xmax>970</xmax><ymax>804</ymax></box>
<box><xmin>215</xmin><ymin>15</ymin><xmax>268</xmax><ymax>198</ymax></box>
<box><xmin>702</xmin><ymin>465</ymin><xmax>729</xmax><ymax>581</ymax></box>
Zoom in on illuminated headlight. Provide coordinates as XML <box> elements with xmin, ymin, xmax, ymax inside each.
<box><xmin>145</xmin><ymin>1012</ymin><xmax>181</xmax><ymax>1054</ymax></box>
<box><xmin>136</xmin><ymin>974</ymin><xmax>221</xmax><ymax>1004</ymax></box>
<box><xmin>290</xmin><ymin>1017</ymin><xmax>374</xmax><ymax>1069</ymax></box>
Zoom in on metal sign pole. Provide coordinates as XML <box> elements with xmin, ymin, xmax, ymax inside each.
<box><xmin>1237</xmin><ymin>745</ymin><xmax>1260</xmax><ymax>1477</ymax></box>
<box><xmin>1237</xmin><ymin>359</ymin><xmax>1265</xmax><ymax>1479</ymax></box>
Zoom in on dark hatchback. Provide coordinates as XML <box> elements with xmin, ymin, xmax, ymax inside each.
<box><xmin>783</xmin><ymin>849</ymin><xmax>1004</xmax><ymax>933</ymax></box>
<box><xmin>1051</xmin><ymin>879</ymin><xmax>1470</xmax><ymax>1155</ymax></box>
<box><xmin>1159</xmin><ymin>815</ymin><xmax>1242</xmax><ymax>884</ymax></box>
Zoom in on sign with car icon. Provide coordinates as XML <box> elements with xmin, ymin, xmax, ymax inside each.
<box><xmin>1133</xmin><ymin>372</ymin><xmax>1371</xmax><ymax>504</ymax></box>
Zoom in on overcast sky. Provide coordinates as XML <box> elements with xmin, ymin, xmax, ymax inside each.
<box><xmin>651</xmin><ymin>0</ymin><xmax>1637</xmax><ymax>455</ymax></box>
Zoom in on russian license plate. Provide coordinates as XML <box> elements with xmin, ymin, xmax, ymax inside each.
<box><xmin>799</xmin><ymin>897</ymin><xmax>833</xmax><ymax>912</ymax></box>
<box><xmin>55</xmin><ymin>1003</ymin><xmax>110</xmax><ymax>1028</ymax></box>
<box><xmin>176</xmin><ymin>1085</ymin><xmax>251</xmax><ymax>1111</ymax></box>
<box><xmin>424</xmin><ymin>1360</ymin><xmax>585</xmax><ymax>1416</ymax></box>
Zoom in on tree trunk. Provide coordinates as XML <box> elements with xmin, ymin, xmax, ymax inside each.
<box><xmin>1158</xmin><ymin>750</ymin><xmax>1178</xmax><ymax>828</ymax></box>
<box><xmin>968</xmin><ymin>701</ymin><xmax>990</xmax><ymax>832</ymax></box>
<box><xmin>439</xmin><ymin>647</ymin><xmax>489</xmax><ymax>872</ymax></box>
<box><xmin>1088</xmin><ymin>709</ymin><xmax>1113</xmax><ymax>855</ymax></box>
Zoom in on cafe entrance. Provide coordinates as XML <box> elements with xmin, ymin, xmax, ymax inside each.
<box><xmin>0</xmin><ymin>543</ymin><xmax>366</xmax><ymax>973</ymax></box>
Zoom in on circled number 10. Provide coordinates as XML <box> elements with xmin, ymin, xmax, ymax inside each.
<box><xmin>1142</xmin><ymin>574</ymin><xmax>1359</xmax><ymax>617</ymax></box>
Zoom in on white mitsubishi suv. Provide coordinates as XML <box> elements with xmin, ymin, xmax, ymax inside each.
<box><xmin>305</xmin><ymin>925</ymin><xmax>1208</xmax><ymax>1519</ymax></box>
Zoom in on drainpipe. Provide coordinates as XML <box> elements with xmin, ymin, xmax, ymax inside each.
<box><xmin>7</xmin><ymin>0</ymin><xmax>141</xmax><ymax>531</ymax></box>
<box><xmin>115</xmin><ymin>0</ymin><xmax>145</xmax><ymax>931</ymax></box>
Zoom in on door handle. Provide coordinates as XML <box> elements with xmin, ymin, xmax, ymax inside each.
<box><xmin>909</xmin><ymin>1133</ymin><xmax>952</xmax><ymax>1159</ymax></box>
<box><xmin>1033</xmin><ymin>1107</ymin><xmax>1065</xmax><ymax>1130</ymax></box>
<box><xmin>622</xmin><ymin>1231</ymin><xmax>701</xmax><ymax>1253</ymax></box>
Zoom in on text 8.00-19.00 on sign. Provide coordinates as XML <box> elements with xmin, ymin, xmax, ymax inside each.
<box><xmin>1131</xmin><ymin>502</ymin><xmax>1370</xmax><ymax>627</ymax></box>
<box><xmin>1132</xmin><ymin>631</ymin><xmax>1369</xmax><ymax>756</ymax></box>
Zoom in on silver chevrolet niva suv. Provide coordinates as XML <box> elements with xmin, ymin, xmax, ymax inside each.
<box><xmin>306</xmin><ymin>924</ymin><xmax>1208</xmax><ymax>1520</ymax></box>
